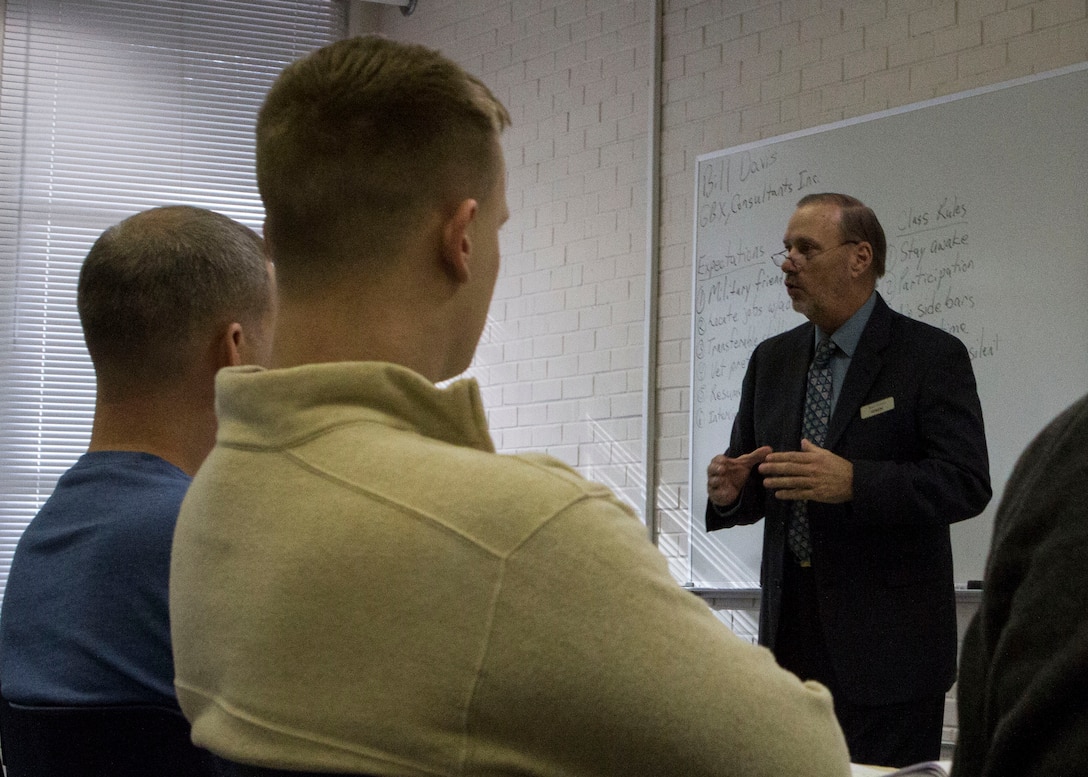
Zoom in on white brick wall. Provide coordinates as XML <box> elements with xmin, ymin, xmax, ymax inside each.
<box><xmin>366</xmin><ymin>0</ymin><xmax>653</xmax><ymax>512</ymax></box>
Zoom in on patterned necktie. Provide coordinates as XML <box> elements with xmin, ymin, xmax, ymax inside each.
<box><xmin>787</xmin><ymin>336</ymin><xmax>834</xmax><ymax>565</ymax></box>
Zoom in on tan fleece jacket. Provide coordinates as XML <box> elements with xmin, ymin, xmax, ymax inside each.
<box><xmin>170</xmin><ymin>361</ymin><xmax>850</xmax><ymax>777</ymax></box>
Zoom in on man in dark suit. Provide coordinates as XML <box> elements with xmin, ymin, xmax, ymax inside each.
<box><xmin>705</xmin><ymin>192</ymin><xmax>991</xmax><ymax>767</ymax></box>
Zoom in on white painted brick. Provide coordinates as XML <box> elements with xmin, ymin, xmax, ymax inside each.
<box><xmin>1031</xmin><ymin>0</ymin><xmax>1083</xmax><ymax>28</ymax></box>
<box><xmin>601</xmin><ymin>2</ymin><xmax>637</xmax><ymax>33</ymax></box>
<box><xmin>864</xmin><ymin>15</ymin><xmax>911</xmax><ymax>49</ymax></box>
<box><xmin>612</xmin><ymin>298</ymin><xmax>645</xmax><ymax>325</ymax></box>
<box><xmin>610</xmin><ymin>344</ymin><xmax>643</xmax><ymax>370</ymax></box>
<box><xmin>596</xmin><ymin>365</ymin><xmax>631</xmax><ymax>396</ymax></box>
<box><xmin>684</xmin><ymin>0</ymin><xmax>727</xmax><ymax>32</ymax></box>
<box><xmin>520</xmin><ymin>268</ymin><xmax>553</xmax><ymax>295</ymax></box>
<box><xmin>490</xmin><ymin>360</ymin><xmax>518</xmax><ymax>385</ymax></box>
<box><xmin>686</xmin><ymin>90</ymin><xmax>726</xmax><ymax>120</ymax></box>
<box><xmin>532</xmin><ymin>382</ymin><xmax>566</xmax><ymax>412</ymax></box>
<box><xmin>586</xmin><ymin>117</ymin><xmax>621</xmax><ymax>148</ymax></box>
<box><xmin>564</xmin><ymin>237</ymin><xmax>598</xmax><ymax>266</ymax></box>
<box><xmin>488</xmin><ymin>406</ymin><xmax>519</xmax><ymax>429</ymax></box>
<box><xmin>801</xmin><ymin>58</ymin><xmax>844</xmax><ymax>89</ymax></box>
<box><xmin>656</xmin><ymin>458</ymin><xmax>689</xmax><ymax>486</ymax></box>
<box><xmin>516</xmin><ymin>402</ymin><xmax>548</xmax><ymax>428</ymax></box>
<box><xmin>581</xmin><ymin>395</ymin><xmax>612</xmax><ymax>424</ymax></box>
<box><xmin>1058</xmin><ymin>18</ymin><xmax>1088</xmax><ymax>55</ymax></box>
<box><xmin>570</xmin><ymin>56</ymin><xmax>604</xmax><ymax>87</ymax></box>
<box><xmin>584</xmin><ymin>166</ymin><xmax>619</xmax><ymax>194</ymax></box>
<box><xmin>822</xmin><ymin>28</ymin><xmax>866</xmax><ymax>59</ymax></box>
<box><xmin>889</xmin><ymin>33</ymin><xmax>936</xmax><ymax>68</ymax></box>
<box><xmin>500</xmin><ymin>426</ymin><xmax>534</xmax><ymax>450</ymax></box>
<box><xmin>739</xmin><ymin>100</ymin><xmax>781</xmax><ymax>134</ymax></box>
<box><xmin>526</xmin><ymin>50</ymin><xmax>561</xmax><ymax>83</ymax></box>
<box><xmin>582</xmin><ymin>255</ymin><xmax>617</xmax><ymax>283</ymax></box>
<box><xmin>545</xmin><ymin>398</ymin><xmax>580</xmax><ymax>425</ymax></box>
<box><xmin>502</xmin><ymin>376</ymin><xmax>533</xmax><ymax>404</ymax></box>
<box><xmin>475</xmin><ymin>341</ymin><xmax>503</xmax><ymax>365</ymax></box>
<box><xmin>532</xmin><ymin>422</ymin><xmax>563</xmax><ymax>446</ymax></box>
<box><xmin>455</xmin><ymin>4</ymin><xmax>514</xmax><ymax>36</ymax></box>
<box><xmin>845</xmin><ymin>45</ymin><xmax>888</xmax><ymax>79</ymax></box>
<box><xmin>933</xmin><ymin>20</ymin><xmax>983</xmax><ymax>55</ymax></box>
<box><xmin>595</xmin><ymin>323</ymin><xmax>629</xmax><ymax>349</ymax></box>
<box><xmin>564</xmin><ymin>284</ymin><xmax>598</xmax><ymax>310</ymax></box>
<box><xmin>909</xmin><ymin>3</ymin><xmax>957</xmax><ymax>37</ymax></box>
<box><xmin>741</xmin><ymin>3</ymin><xmax>782</xmax><ymax>35</ymax></box>
<box><xmin>563</xmin><ymin>374</ymin><xmax>596</xmax><ymax>398</ymax></box>
<box><xmin>1007</xmin><ymin>25</ymin><xmax>1068</xmax><ymax>68</ymax></box>
<box><xmin>760</xmin><ymin>20</ymin><xmax>801</xmax><ymax>53</ymax></box>
<box><xmin>541</xmin><ymin>159</ymin><xmax>575</xmax><ymax>188</ymax></box>
<box><xmin>585</xmin><ymin>30</ymin><xmax>621</xmax><ymax>62</ymax></box>
<box><xmin>532</xmin><ymin>333</ymin><xmax>565</xmax><ymax>358</ymax></box>
<box><xmin>585</xmin><ymin>76</ymin><xmax>619</xmax><ymax>110</ymax></box>
<box><xmin>685</xmin><ymin>43</ymin><xmax>725</xmax><ymax>75</ymax></box>
<box><xmin>667</xmin><ymin>26</ymin><xmax>705</xmax><ymax>59</ymax></box>
<box><xmin>781</xmin><ymin>38</ymin><xmax>822</xmax><ymax>72</ymax></box>
<box><xmin>578</xmin><ymin>348</ymin><xmax>611</xmax><ymax>374</ymax></box>
<box><xmin>492</xmin><ymin>274</ymin><xmax>522</xmax><ymax>301</ymax></box>
<box><xmin>761</xmin><ymin>70</ymin><xmax>802</xmax><ymax>100</ymax></box>
<box><xmin>821</xmin><ymin>79</ymin><xmax>866</xmax><ymax>111</ymax></box>
<box><xmin>540</xmin><ymin>65</ymin><xmax>572</xmax><ymax>97</ymax></box>
<box><xmin>795</xmin><ymin>6</ymin><xmax>842</xmax><ymax>38</ymax></box>
<box><xmin>910</xmin><ymin>52</ymin><xmax>957</xmax><ymax>96</ymax></box>
<box><xmin>563</xmin><ymin>328</ymin><xmax>597</xmax><ymax>354</ymax></box>
<box><xmin>546</xmin><ymin>445</ymin><xmax>580</xmax><ymax>466</ymax></box>
<box><xmin>611</xmin><ymin>391</ymin><xmax>642</xmax><ymax>418</ymax></box>
<box><xmin>502</xmin><ymin>337</ymin><xmax>534</xmax><ymax>363</ymax></box>
<box><xmin>656</xmin><ymin>361</ymin><xmax>691</xmax><ymax>391</ymax></box>
<box><xmin>547</xmin><ymin>308</ymin><xmax>581</xmax><ymax>333</ymax></box>
<box><xmin>578</xmin><ymin>441</ymin><xmax>614</xmax><ymax>466</ymax></box>
<box><xmin>555</xmin><ymin>42</ymin><xmax>590</xmax><ymax>76</ymax></box>
<box><xmin>886</xmin><ymin>0</ymin><xmax>936</xmax><ymax>16</ymax></box>
<box><xmin>556</xmin><ymin>1</ymin><xmax>589</xmax><ymax>28</ymax></box>
<box><xmin>957</xmin><ymin>43</ymin><xmax>1005</xmax><ymax>81</ymax></box>
<box><xmin>981</xmin><ymin>7</ymin><xmax>1032</xmax><ymax>45</ymax></box>
<box><xmin>598</xmin><ymin>230</ymin><xmax>633</xmax><ymax>259</ymax></box>
<box><xmin>952</xmin><ymin>0</ymin><xmax>992</xmax><ymax>24</ymax></box>
<box><xmin>719</xmin><ymin>31</ymin><xmax>759</xmax><ymax>64</ymax></box>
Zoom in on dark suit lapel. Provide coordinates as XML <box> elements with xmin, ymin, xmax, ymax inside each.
<box><xmin>825</xmin><ymin>295</ymin><xmax>893</xmax><ymax>449</ymax></box>
<box><xmin>779</xmin><ymin>324</ymin><xmax>814</xmax><ymax>451</ymax></box>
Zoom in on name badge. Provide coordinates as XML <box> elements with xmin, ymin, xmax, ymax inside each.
<box><xmin>861</xmin><ymin>397</ymin><xmax>895</xmax><ymax>419</ymax></box>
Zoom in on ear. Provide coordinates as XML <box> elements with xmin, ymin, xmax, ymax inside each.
<box><xmin>850</xmin><ymin>241</ymin><xmax>874</xmax><ymax>277</ymax></box>
<box><xmin>217</xmin><ymin>322</ymin><xmax>246</xmax><ymax>369</ymax></box>
<box><xmin>440</xmin><ymin>198</ymin><xmax>479</xmax><ymax>283</ymax></box>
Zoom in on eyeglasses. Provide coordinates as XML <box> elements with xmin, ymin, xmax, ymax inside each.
<box><xmin>771</xmin><ymin>240</ymin><xmax>858</xmax><ymax>268</ymax></box>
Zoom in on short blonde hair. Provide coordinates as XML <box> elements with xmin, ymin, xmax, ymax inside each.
<box><xmin>78</xmin><ymin>205</ymin><xmax>272</xmax><ymax>393</ymax></box>
<box><xmin>257</xmin><ymin>35</ymin><xmax>511</xmax><ymax>287</ymax></box>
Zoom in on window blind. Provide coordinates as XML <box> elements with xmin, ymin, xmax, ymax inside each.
<box><xmin>0</xmin><ymin>0</ymin><xmax>346</xmax><ymax>603</ymax></box>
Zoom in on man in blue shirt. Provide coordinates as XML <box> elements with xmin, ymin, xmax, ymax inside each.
<box><xmin>0</xmin><ymin>205</ymin><xmax>274</xmax><ymax>709</ymax></box>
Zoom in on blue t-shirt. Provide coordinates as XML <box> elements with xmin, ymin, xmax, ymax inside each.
<box><xmin>0</xmin><ymin>451</ymin><xmax>190</xmax><ymax>707</ymax></box>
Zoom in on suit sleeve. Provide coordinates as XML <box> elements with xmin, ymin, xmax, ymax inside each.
<box><xmin>849</xmin><ymin>332</ymin><xmax>991</xmax><ymax>528</ymax></box>
<box><xmin>705</xmin><ymin>344</ymin><xmax>768</xmax><ymax>532</ymax></box>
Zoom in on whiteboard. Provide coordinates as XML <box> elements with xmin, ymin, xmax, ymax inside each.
<box><xmin>688</xmin><ymin>63</ymin><xmax>1088</xmax><ymax>588</ymax></box>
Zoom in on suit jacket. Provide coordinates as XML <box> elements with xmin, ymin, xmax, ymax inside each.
<box><xmin>706</xmin><ymin>293</ymin><xmax>991</xmax><ymax>706</ymax></box>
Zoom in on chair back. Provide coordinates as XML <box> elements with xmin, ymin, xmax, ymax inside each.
<box><xmin>0</xmin><ymin>687</ymin><xmax>217</xmax><ymax>777</ymax></box>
